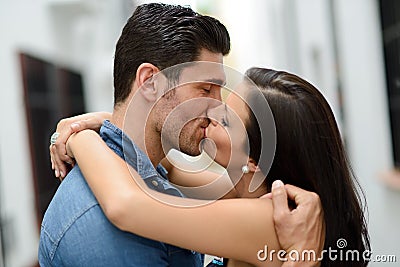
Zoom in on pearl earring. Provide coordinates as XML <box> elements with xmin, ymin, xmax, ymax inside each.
<box><xmin>242</xmin><ymin>165</ymin><xmax>250</xmax><ymax>174</ymax></box>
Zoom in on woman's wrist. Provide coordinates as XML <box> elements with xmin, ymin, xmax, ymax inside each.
<box><xmin>66</xmin><ymin>130</ymin><xmax>99</xmax><ymax>158</ymax></box>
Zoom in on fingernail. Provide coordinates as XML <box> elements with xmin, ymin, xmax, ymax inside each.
<box><xmin>272</xmin><ymin>180</ymin><xmax>283</xmax><ymax>189</ymax></box>
<box><xmin>60</xmin><ymin>171</ymin><xmax>64</xmax><ymax>178</ymax></box>
<box><xmin>55</xmin><ymin>170</ymin><xmax>59</xmax><ymax>177</ymax></box>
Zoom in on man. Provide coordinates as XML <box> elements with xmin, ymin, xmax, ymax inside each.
<box><xmin>39</xmin><ymin>4</ymin><xmax>229</xmax><ymax>266</ymax></box>
<box><xmin>40</xmin><ymin>3</ymin><xmax>324</xmax><ymax>267</ymax></box>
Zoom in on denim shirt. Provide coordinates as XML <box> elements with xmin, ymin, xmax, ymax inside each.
<box><xmin>38</xmin><ymin>120</ymin><xmax>203</xmax><ymax>267</ymax></box>
<box><xmin>104</xmin><ymin>120</ymin><xmax>184</xmax><ymax>197</ymax></box>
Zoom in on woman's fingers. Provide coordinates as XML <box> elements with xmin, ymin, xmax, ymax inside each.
<box><xmin>50</xmin><ymin>146</ymin><xmax>55</xmax><ymax>170</ymax></box>
<box><xmin>53</xmin><ymin>125</ymin><xmax>76</xmax><ymax>179</ymax></box>
<box><xmin>271</xmin><ymin>180</ymin><xmax>290</xmax><ymax>219</ymax></box>
<box><xmin>50</xmin><ymin>118</ymin><xmax>81</xmax><ymax>179</ymax></box>
<box><xmin>68</xmin><ymin>112</ymin><xmax>111</xmax><ymax>133</ymax></box>
<box><xmin>71</xmin><ymin>118</ymin><xmax>102</xmax><ymax>133</ymax></box>
<box><xmin>51</xmin><ymin>144</ymin><xmax>66</xmax><ymax>179</ymax></box>
<box><xmin>49</xmin><ymin>112</ymin><xmax>111</xmax><ymax>180</ymax></box>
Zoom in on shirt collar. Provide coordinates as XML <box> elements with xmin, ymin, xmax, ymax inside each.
<box><xmin>99</xmin><ymin>120</ymin><xmax>164</xmax><ymax>180</ymax></box>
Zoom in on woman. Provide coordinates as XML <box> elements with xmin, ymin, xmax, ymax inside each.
<box><xmin>54</xmin><ymin>68</ymin><xmax>370</xmax><ymax>266</ymax></box>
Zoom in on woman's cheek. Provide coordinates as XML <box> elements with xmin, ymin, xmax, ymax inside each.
<box><xmin>214</xmin><ymin>127</ymin><xmax>231</xmax><ymax>168</ymax></box>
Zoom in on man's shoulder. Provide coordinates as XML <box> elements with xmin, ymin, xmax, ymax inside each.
<box><xmin>51</xmin><ymin>165</ymin><xmax>97</xmax><ymax>206</ymax></box>
<box><xmin>41</xmin><ymin>165</ymin><xmax>98</xmax><ymax>236</ymax></box>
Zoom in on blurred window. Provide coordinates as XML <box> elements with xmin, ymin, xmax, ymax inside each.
<box><xmin>380</xmin><ymin>0</ymin><xmax>400</xmax><ymax>167</ymax></box>
<box><xmin>20</xmin><ymin>53</ymin><xmax>86</xmax><ymax>227</ymax></box>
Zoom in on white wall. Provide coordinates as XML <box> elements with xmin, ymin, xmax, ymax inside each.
<box><xmin>214</xmin><ymin>0</ymin><xmax>289</xmax><ymax>71</ymax></box>
<box><xmin>0</xmin><ymin>0</ymin><xmax>122</xmax><ymax>266</ymax></box>
<box><xmin>294</xmin><ymin>0</ymin><xmax>343</xmax><ymax>131</ymax></box>
<box><xmin>0</xmin><ymin>1</ymin><xmax>55</xmax><ymax>266</ymax></box>
<box><xmin>334</xmin><ymin>0</ymin><xmax>400</xmax><ymax>263</ymax></box>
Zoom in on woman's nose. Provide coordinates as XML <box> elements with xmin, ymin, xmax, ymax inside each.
<box><xmin>209</xmin><ymin>118</ymin><xmax>219</xmax><ymax>127</ymax></box>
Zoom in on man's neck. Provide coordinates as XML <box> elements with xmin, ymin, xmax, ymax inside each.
<box><xmin>111</xmin><ymin>100</ymin><xmax>165</xmax><ymax>167</ymax></box>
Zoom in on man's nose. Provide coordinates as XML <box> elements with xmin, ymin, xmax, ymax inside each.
<box><xmin>208</xmin><ymin>91</ymin><xmax>222</xmax><ymax>109</ymax></box>
<box><xmin>208</xmin><ymin>100</ymin><xmax>221</xmax><ymax>109</ymax></box>
<box><xmin>209</xmin><ymin>118</ymin><xmax>218</xmax><ymax>127</ymax></box>
<box><xmin>195</xmin><ymin>98</ymin><xmax>221</xmax><ymax>117</ymax></box>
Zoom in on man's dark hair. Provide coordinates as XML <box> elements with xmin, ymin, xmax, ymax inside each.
<box><xmin>113</xmin><ymin>3</ymin><xmax>230</xmax><ymax>105</ymax></box>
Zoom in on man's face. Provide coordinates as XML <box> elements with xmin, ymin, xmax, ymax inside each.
<box><xmin>156</xmin><ymin>49</ymin><xmax>225</xmax><ymax>156</ymax></box>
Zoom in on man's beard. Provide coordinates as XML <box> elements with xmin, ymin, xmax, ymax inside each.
<box><xmin>160</xmin><ymin>119</ymin><xmax>203</xmax><ymax>156</ymax></box>
<box><xmin>178</xmin><ymin>127</ymin><xmax>202</xmax><ymax>156</ymax></box>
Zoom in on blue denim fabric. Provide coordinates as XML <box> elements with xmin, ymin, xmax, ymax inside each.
<box><xmin>39</xmin><ymin>121</ymin><xmax>203</xmax><ymax>266</ymax></box>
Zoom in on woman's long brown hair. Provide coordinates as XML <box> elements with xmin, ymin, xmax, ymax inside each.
<box><xmin>245</xmin><ymin>67</ymin><xmax>370</xmax><ymax>266</ymax></box>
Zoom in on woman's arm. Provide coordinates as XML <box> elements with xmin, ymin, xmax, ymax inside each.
<box><xmin>50</xmin><ymin>111</ymin><xmax>112</xmax><ymax>179</ymax></box>
<box><xmin>160</xmin><ymin>157</ymin><xmax>238</xmax><ymax>199</ymax></box>
<box><xmin>68</xmin><ymin>130</ymin><xmax>281</xmax><ymax>266</ymax></box>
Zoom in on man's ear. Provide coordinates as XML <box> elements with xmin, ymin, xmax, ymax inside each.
<box><xmin>135</xmin><ymin>63</ymin><xmax>160</xmax><ymax>102</ymax></box>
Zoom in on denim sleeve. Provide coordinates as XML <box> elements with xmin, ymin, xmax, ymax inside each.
<box><xmin>38</xmin><ymin>226</ymin><xmax>57</xmax><ymax>267</ymax></box>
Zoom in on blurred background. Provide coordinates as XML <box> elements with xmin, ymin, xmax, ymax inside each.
<box><xmin>0</xmin><ymin>0</ymin><xmax>399</xmax><ymax>266</ymax></box>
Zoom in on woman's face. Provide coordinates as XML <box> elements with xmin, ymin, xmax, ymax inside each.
<box><xmin>203</xmin><ymin>84</ymin><xmax>250</xmax><ymax>169</ymax></box>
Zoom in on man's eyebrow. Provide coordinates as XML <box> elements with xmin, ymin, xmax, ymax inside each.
<box><xmin>204</xmin><ymin>78</ymin><xmax>226</xmax><ymax>86</ymax></box>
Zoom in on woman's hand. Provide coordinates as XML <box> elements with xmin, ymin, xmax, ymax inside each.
<box><xmin>50</xmin><ymin>111</ymin><xmax>112</xmax><ymax>180</ymax></box>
